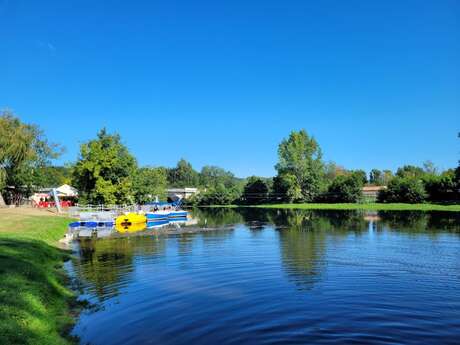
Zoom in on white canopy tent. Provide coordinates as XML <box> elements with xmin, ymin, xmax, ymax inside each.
<box><xmin>55</xmin><ymin>184</ymin><xmax>78</xmax><ymax>197</ymax></box>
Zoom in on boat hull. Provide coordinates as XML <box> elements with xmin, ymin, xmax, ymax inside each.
<box><xmin>168</xmin><ymin>211</ymin><xmax>188</xmax><ymax>219</ymax></box>
<box><xmin>146</xmin><ymin>212</ymin><xmax>170</xmax><ymax>221</ymax></box>
<box><xmin>115</xmin><ymin>213</ymin><xmax>147</xmax><ymax>226</ymax></box>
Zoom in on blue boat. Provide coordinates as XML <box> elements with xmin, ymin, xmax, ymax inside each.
<box><xmin>168</xmin><ymin>211</ymin><xmax>188</xmax><ymax>219</ymax></box>
<box><xmin>146</xmin><ymin>211</ymin><xmax>170</xmax><ymax>221</ymax></box>
<box><xmin>86</xmin><ymin>221</ymin><xmax>98</xmax><ymax>228</ymax></box>
<box><xmin>69</xmin><ymin>221</ymin><xmax>80</xmax><ymax>229</ymax></box>
<box><xmin>68</xmin><ymin>220</ymin><xmax>114</xmax><ymax>230</ymax></box>
<box><xmin>146</xmin><ymin>220</ymin><xmax>170</xmax><ymax>228</ymax></box>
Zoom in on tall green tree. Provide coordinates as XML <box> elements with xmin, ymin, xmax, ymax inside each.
<box><xmin>396</xmin><ymin>165</ymin><xmax>425</xmax><ymax>179</ymax></box>
<box><xmin>241</xmin><ymin>176</ymin><xmax>269</xmax><ymax>204</ymax></box>
<box><xmin>423</xmin><ymin>169</ymin><xmax>457</xmax><ymax>202</ymax></box>
<box><xmin>324</xmin><ymin>161</ymin><xmax>347</xmax><ymax>184</ymax></box>
<box><xmin>32</xmin><ymin>166</ymin><xmax>72</xmax><ymax>188</ymax></box>
<box><xmin>369</xmin><ymin>169</ymin><xmax>383</xmax><ymax>185</ymax></box>
<box><xmin>272</xmin><ymin>173</ymin><xmax>302</xmax><ymax>202</ymax></box>
<box><xmin>275</xmin><ymin>129</ymin><xmax>325</xmax><ymax>202</ymax></box>
<box><xmin>72</xmin><ymin>129</ymin><xmax>137</xmax><ymax>205</ymax></box>
<box><xmin>132</xmin><ymin>167</ymin><xmax>168</xmax><ymax>204</ymax></box>
<box><xmin>0</xmin><ymin>111</ymin><xmax>62</xmax><ymax>205</ymax></box>
<box><xmin>382</xmin><ymin>170</ymin><xmax>394</xmax><ymax>185</ymax></box>
<box><xmin>199</xmin><ymin>165</ymin><xmax>236</xmax><ymax>188</ymax></box>
<box><xmin>352</xmin><ymin>169</ymin><xmax>368</xmax><ymax>185</ymax></box>
<box><xmin>168</xmin><ymin>159</ymin><xmax>199</xmax><ymax>187</ymax></box>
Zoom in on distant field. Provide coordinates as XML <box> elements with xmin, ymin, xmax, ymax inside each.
<box><xmin>201</xmin><ymin>203</ymin><xmax>460</xmax><ymax>212</ymax></box>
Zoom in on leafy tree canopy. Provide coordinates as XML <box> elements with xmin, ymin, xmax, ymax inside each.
<box><xmin>378</xmin><ymin>177</ymin><xmax>427</xmax><ymax>204</ymax></box>
<box><xmin>191</xmin><ymin>183</ymin><xmax>240</xmax><ymax>206</ymax></box>
<box><xmin>369</xmin><ymin>169</ymin><xmax>383</xmax><ymax>185</ymax></box>
<box><xmin>72</xmin><ymin>128</ymin><xmax>137</xmax><ymax>205</ymax></box>
<box><xmin>0</xmin><ymin>110</ymin><xmax>62</xmax><ymax>204</ymax></box>
<box><xmin>32</xmin><ymin>166</ymin><xmax>72</xmax><ymax>188</ymax></box>
<box><xmin>322</xmin><ymin>173</ymin><xmax>364</xmax><ymax>203</ymax></box>
<box><xmin>351</xmin><ymin>169</ymin><xmax>367</xmax><ymax>185</ymax></box>
<box><xmin>275</xmin><ymin>129</ymin><xmax>325</xmax><ymax>202</ymax></box>
<box><xmin>396</xmin><ymin>165</ymin><xmax>425</xmax><ymax>179</ymax></box>
<box><xmin>132</xmin><ymin>167</ymin><xmax>168</xmax><ymax>204</ymax></box>
<box><xmin>242</xmin><ymin>176</ymin><xmax>270</xmax><ymax>205</ymax></box>
<box><xmin>324</xmin><ymin>161</ymin><xmax>347</xmax><ymax>183</ymax></box>
<box><xmin>199</xmin><ymin>165</ymin><xmax>237</xmax><ymax>188</ymax></box>
<box><xmin>168</xmin><ymin>159</ymin><xmax>199</xmax><ymax>188</ymax></box>
<box><xmin>272</xmin><ymin>173</ymin><xmax>303</xmax><ymax>203</ymax></box>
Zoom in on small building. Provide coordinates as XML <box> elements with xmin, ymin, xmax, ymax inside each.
<box><xmin>167</xmin><ymin>188</ymin><xmax>199</xmax><ymax>201</ymax></box>
<box><xmin>362</xmin><ymin>185</ymin><xmax>386</xmax><ymax>202</ymax></box>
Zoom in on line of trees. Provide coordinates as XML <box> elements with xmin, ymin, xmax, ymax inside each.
<box><xmin>1</xmin><ymin>111</ymin><xmax>459</xmax><ymax>206</ymax></box>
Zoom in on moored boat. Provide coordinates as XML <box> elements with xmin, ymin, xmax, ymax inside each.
<box><xmin>168</xmin><ymin>210</ymin><xmax>188</xmax><ymax>219</ymax></box>
<box><xmin>115</xmin><ymin>213</ymin><xmax>147</xmax><ymax>226</ymax></box>
<box><xmin>146</xmin><ymin>210</ymin><xmax>170</xmax><ymax>221</ymax></box>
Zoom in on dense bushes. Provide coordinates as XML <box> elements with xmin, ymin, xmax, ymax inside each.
<box><xmin>321</xmin><ymin>173</ymin><xmax>364</xmax><ymax>203</ymax></box>
<box><xmin>378</xmin><ymin>177</ymin><xmax>427</xmax><ymax>203</ymax></box>
<box><xmin>241</xmin><ymin>177</ymin><xmax>270</xmax><ymax>204</ymax></box>
<box><xmin>423</xmin><ymin>170</ymin><xmax>458</xmax><ymax>203</ymax></box>
<box><xmin>186</xmin><ymin>184</ymin><xmax>241</xmax><ymax>206</ymax></box>
<box><xmin>377</xmin><ymin>169</ymin><xmax>459</xmax><ymax>204</ymax></box>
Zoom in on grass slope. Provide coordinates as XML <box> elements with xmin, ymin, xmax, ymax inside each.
<box><xmin>0</xmin><ymin>209</ymin><xmax>76</xmax><ymax>345</ymax></box>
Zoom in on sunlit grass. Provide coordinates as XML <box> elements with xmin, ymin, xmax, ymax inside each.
<box><xmin>0</xmin><ymin>210</ymin><xmax>76</xmax><ymax>345</ymax></box>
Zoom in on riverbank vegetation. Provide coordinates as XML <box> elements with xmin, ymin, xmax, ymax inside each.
<box><xmin>1</xmin><ymin>110</ymin><xmax>459</xmax><ymax>207</ymax></box>
<box><xmin>0</xmin><ymin>209</ymin><xmax>76</xmax><ymax>345</ymax></box>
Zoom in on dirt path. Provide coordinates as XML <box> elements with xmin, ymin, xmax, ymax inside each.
<box><xmin>0</xmin><ymin>207</ymin><xmax>62</xmax><ymax>217</ymax></box>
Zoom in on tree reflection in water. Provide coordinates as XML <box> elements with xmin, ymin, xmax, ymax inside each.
<box><xmin>189</xmin><ymin>207</ymin><xmax>244</xmax><ymax>228</ymax></box>
<box><xmin>376</xmin><ymin>211</ymin><xmax>460</xmax><ymax>235</ymax></box>
<box><xmin>73</xmin><ymin>208</ymin><xmax>460</xmax><ymax>301</ymax></box>
<box><xmin>267</xmin><ymin>209</ymin><xmax>368</xmax><ymax>289</ymax></box>
<box><xmin>75</xmin><ymin>236</ymin><xmax>166</xmax><ymax>301</ymax></box>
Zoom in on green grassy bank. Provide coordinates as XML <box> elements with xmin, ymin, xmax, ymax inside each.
<box><xmin>201</xmin><ymin>203</ymin><xmax>460</xmax><ymax>212</ymax></box>
<box><xmin>0</xmin><ymin>209</ymin><xmax>76</xmax><ymax>345</ymax></box>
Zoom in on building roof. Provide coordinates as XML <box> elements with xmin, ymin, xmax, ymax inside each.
<box><xmin>167</xmin><ymin>188</ymin><xmax>198</xmax><ymax>193</ymax></box>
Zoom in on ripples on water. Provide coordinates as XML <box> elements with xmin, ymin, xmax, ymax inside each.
<box><xmin>69</xmin><ymin>209</ymin><xmax>460</xmax><ymax>345</ymax></box>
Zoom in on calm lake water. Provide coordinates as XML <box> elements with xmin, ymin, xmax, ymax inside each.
<box><xmin>69</xmin><ymin>208</ymin><xmax>460</xmax><ymax>345</ymax></box>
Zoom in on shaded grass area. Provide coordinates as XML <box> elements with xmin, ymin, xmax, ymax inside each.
<box><xmin>201</xmin><ymin>203</ymin><xmax>460</xmax><ymax>212</ymax></box>
<box><xmin>0</xmin><ymin>210</ymin><xmax>76</xmax><ymax>345</ymax></box>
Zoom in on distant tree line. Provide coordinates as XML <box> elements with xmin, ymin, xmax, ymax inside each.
<box><xmin>1</xmin><ymin>110</ymin><xmax>459</xmax><ymax>206</ymax></box>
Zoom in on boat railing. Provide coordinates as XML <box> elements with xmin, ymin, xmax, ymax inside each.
<box><xmin>68</xmin><ymin>204</ymin><xmax>138</xmax><ymax>218</ymax></box>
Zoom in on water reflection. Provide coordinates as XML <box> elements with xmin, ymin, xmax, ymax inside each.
<box><xmin>74</xmin><ymin>208</ymin><xmax>460</xmax><ymax>302</ymax></box>
<box><xmin>270</xmin><ymin>210</ymin><xmax>368</xmax><ymax>289</ymax></box>
<box><xmin>191</xmin><ymin>207</ymin><xmax>244</xmax><ymax>227</ymax></box>
<box><xmin>75</xmin><ymin>236</ymin><xmax>167</xmax><ymax>301</ymax></box>
<box><xmin>71</xmin><ymin>207</ymin><xmax>460</xmax><ymax>345</ymax></box>
<box><xmin>377</xmin><ymin>210</ymin><xmax>460</xmax><ymax>234</ymax></box>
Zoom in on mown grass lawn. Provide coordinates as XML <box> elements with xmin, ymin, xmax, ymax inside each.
<box><xmin>0</xmin><ymin>208</ymin><xmax>76</xmax><ymax>345</ymax></box>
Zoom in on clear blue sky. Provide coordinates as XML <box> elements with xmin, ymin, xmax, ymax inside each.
<box><xmin>1</xmin><ymin>0</ymin><xmax>459</xmax><ymax>177</ymax></box>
